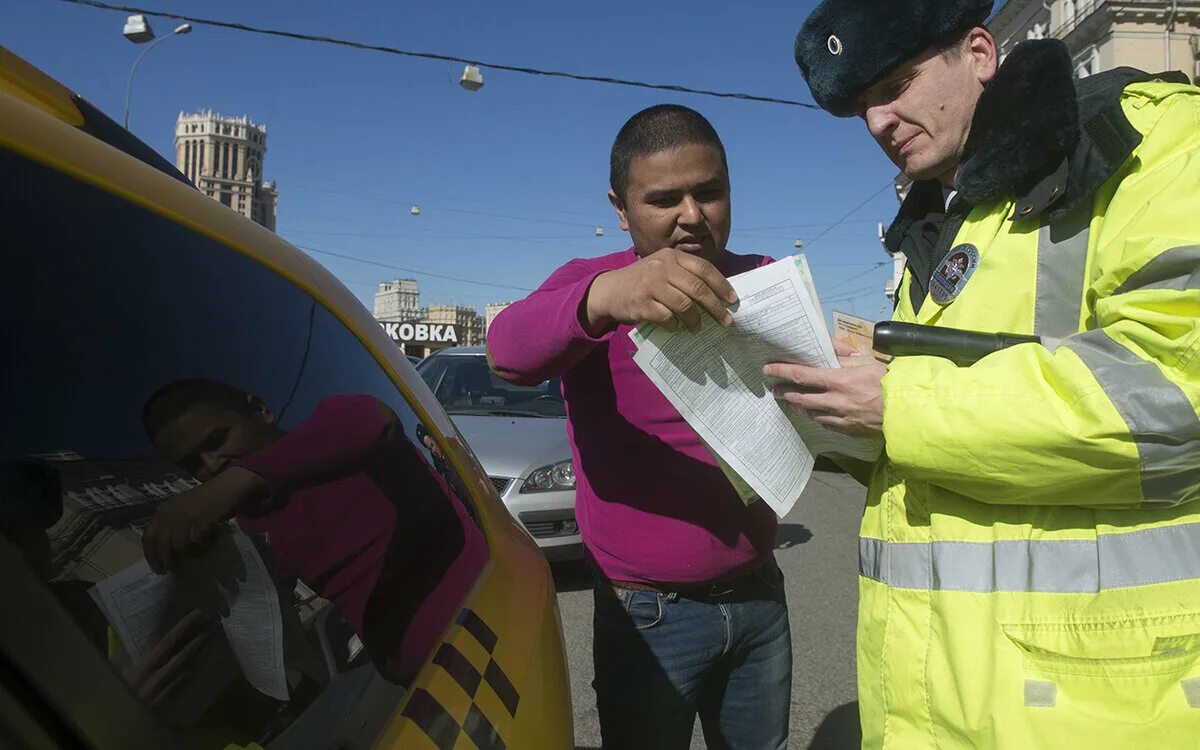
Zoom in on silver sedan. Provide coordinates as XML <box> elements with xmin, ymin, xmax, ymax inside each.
<box><xmin>417</xmin><ymin>347</ymin><xmax>582</xmax><ymax>561</ymax></box>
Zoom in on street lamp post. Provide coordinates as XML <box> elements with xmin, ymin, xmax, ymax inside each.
<box><xmin>122</xmin><ymin>17</ymin><xmax>192</xmax><ymax>130</ymax></box>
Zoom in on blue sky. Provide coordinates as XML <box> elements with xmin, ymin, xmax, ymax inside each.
<box><xmin>7</xmin><ymin>0</ymin><xmax>902</xmax><ymax>322</ymax></box>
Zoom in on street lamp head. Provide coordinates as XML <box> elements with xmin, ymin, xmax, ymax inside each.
<box><xmin>459</xmin><ymin>64</ymin><xmax>484</xmax><ymax>92</ymax></box>
<box><xmin>122</xmin><ymin>14</ymin><xmax>155</xmax><ymax>44</ymax></box>
<box><xmin>123</xmin><ymin>17</ymin><xmax>194</xmax><ymax>130</ymax></box>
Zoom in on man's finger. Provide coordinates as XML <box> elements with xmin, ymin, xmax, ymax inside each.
<box><xmin>676</xmin><ymin>254</ymin><xmax>737</xmax><ymax>304</ymax></box>
<box><xmin>773</xmin><ymin>387</ymin><xmax>835</xmax><ymax>410</ymax></box>
<box><xmin>145</xmin><ymin>669</ymin><xmax>192</xmax><ymax>710</ymax></box>
<box><xmin>656</xmin><ymin>285</ymin><xmax>703</xmax><ymax>332</ymax></box>
<box><xmin>833</xmin><ymin>339</ymin><xmax>859</xmax><ymax>357</ymax></box>
<box><xmin>775</xmin><ymin>387</ymin><xmax>855</xmax><ymax>418</ymax></box>
<box><xmin>156</xmin><ymin>626</ymin><xmax>212</xmax><ymax>679</ymax></box>
<box><xmin>143</xmin><ymin>609</ymin><xmax>208</xmax><ymax>668</ymax></box>
<box><xmin>764</xmin><ymin>363</ymin><xmax>829</xmax><ymax>389</ymax></box>
<box><xmin>646</xmin><ymin>301</ymin><xmax>679</xmax><ymax>331</ymax></box>
<box><xmin>669</xmin><ymin>269</ymin><xmax>733</xmax><ymax>327</ymax></box>
<box><xmin>813</xmin><ymin>414</ymin><xmax>853</xmax><ymax>433</ymax></box>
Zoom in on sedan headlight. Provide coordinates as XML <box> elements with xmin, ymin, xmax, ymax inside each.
<box><xmin>520</xmin><ymin>459</ymin><xmax>576</xmax><ymax>493</ymax></box>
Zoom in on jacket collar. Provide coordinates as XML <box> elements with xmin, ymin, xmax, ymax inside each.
<box><xmin>885</xmin><ymin>40</ymin><xmax>1185</xmax><ymax>254</ymax></box>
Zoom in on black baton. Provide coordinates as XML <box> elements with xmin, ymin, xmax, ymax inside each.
<box><xmin>873</xmin><ymin>322</ymin><xmax>1042</xmax><ymax>365</ymax></box>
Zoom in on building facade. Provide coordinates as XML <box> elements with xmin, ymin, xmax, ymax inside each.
<box><xmin>374</xmin><ymin>279</ymin><xmax>423</xmax><ymax>322</ymax></box>
<box><xmin>990</xmin><ymin>0</ymin><xmax>1200</xmax><ymax>82</ymax></box>
<box><xmin>427</xmin><ymin>305</ymin><xmax>484</xmax><ymax>347</ymax></box>
<box><xmin>485</xmin><ymin>302</ymin><xmax>512</xmax><ymax>335</ymax></box>
<box><xmin>174</xmin><ymin>111</ymin><xmax>278</xmax><ymax>231</ymax></box>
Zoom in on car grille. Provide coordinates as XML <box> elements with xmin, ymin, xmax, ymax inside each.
<box><xmin>489</xmin><ymin>476</ymin><xmax>512</xmax><ymax>495</ymax></box>
<box><xmin>518</xmin><ymin>510</ymin><xmax>578</xmax><ymax>539</ymax></box>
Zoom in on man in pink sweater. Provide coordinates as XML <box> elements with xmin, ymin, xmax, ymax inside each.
<box><xmin>488</xmin><ymin>105</ymin><xmax>791</xmax><ymax>750</ymax></box>
<box><xmin>139</xmin><ymin>380</ymin><xmax>487</xmax><ymax>688</ymax></box>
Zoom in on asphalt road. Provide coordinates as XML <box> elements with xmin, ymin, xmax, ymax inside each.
<box><xmin>552</xmin><ymin>467</ymin><xmax>867</xmax><ymax>750</ymax></box>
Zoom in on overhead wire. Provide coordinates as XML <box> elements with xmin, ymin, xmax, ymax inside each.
<box><xmin>800</xmin><ymin>182</ymin><xmax>895</xmax><ymax>248</ymax></box>
<box><xmin>284</xmin><ymin>228</ymin><xmax>595</xmax><ymax>241</ymax></box>
<box><xmin>295</xmin><ymin>244</ymin><xmax>534</xmax><ymax>293</ymax></box>
<box><xmin>816</xmin><ymin>261</ymin><xmax>891</xmax><ymax>296</ymax></box>
<box><xmin>288</xmin><ymin>182</ymin><xmax>606</xmax><ymax>230</ymax></box>
<box><xmin>272</xmin><ymin>168</ymin><xmax>609</xmax><ymax>222</ymax></box>
<box><xmin>59</xmin><ymin>0</ymin><xmax>820</xmax><ymax>108</ymax></box>
<box><xmin>61</xmin><ymin>0</ymin><xmax>906</xmax><ymax>294</ymax></box>
<box><xmin>286</xmin><ymin>182</ymin><xmax>885</xmax><ymax>241</ymax></box>
<box><xmin>281</xmin><ymin>228</ymin><xmax>609</xmax><ymax>255</ymax></box>
<box><xmin>822</xmin><ymin>282</ymin><xmax>891</xmax><ymax>304</ymax></box>
<box><xmin>737</xmin><ymin>219</ymin><xmax>881</xmax><ymax>232</ymax></box>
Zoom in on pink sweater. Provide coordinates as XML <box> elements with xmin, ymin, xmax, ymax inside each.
<box><xmin>234</xmin><ymin>395</ymin><xmax>486</xmax><ymax>685</ymax></box>
<box><xmin>488</xmin><ymin>248</ymin><xmax>778</xmax><ymax>584</ymax></box>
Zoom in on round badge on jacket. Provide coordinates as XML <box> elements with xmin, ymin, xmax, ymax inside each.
<box><xmin>929</xmin><ymin>244</ymin><xmax>979</xmax><ymax>305</ymax></box>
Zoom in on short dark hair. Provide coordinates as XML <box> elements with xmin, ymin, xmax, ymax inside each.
<box><xmin>142</xmin><ymin>379</ymin><xmax>256</xmax><ymax>443</ymax></box>
<box><xmin>935</xmin><ymin>27</ymin><xmax>977</xmax><ymax>59</ymax></box>
<box><xmin>609</xmin><ymin>104</ymin><xmax>727</xmax><ymax>200</ymax></box>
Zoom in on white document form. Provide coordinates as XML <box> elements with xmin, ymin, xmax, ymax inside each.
<box><xmin>90</xmin><ymin>524</ymin><xmax>289</xmax><ymax>701</ymax></box>
<box><xmin>89</xmin><ymin>558</ymin><xmax>179</xmax><ymax>662</ymax></box>
<box><xmin>631</xmin><ymin>256</ymin><xmax>882</xmax><ymax>517</ymax></box>
<box><xmin>220</xmin><ymin>530</ymin><xmax>288</xmax><ymax>700</ymax></box>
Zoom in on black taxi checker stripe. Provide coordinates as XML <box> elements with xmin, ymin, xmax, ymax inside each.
<box><xmin>401</xmin><ymin>608</ymin><xmax>520</xmax><ymax>750</ymax></box>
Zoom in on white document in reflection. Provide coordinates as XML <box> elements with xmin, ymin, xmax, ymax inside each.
<box><xmin>90</xmin><ymin>523</ymin><xmax>289</xmax><ymax>701</ymax></box>
<box><xmin>631</xmin><ymin>255</ymin><xmax>882</xmax><ymax>517</ymax></box>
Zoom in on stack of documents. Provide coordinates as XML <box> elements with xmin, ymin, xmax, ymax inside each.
<box><xmin>89</xmin><ymin>524</ymin><xmax>289</xmax><ymax>723</ymax></box>
<box><xmin>630</xmin><ymin>255</ymin><xmax>882</xmax><ymax>517</ymax></box>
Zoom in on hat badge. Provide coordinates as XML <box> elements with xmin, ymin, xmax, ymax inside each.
<box><xmin>827</xmin><ymin>34</ymin><xmax>843</xmax><ymax>56</ymax></box>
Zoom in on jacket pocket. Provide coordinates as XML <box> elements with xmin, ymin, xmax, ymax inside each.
<box><xmin>995</xmin><ymin>613</ymin><xmax>1200</xmax><ymax>747</ymax></box>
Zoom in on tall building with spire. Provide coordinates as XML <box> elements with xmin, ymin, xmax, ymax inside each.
<box><xmin>174</xmin><ymin>111</ymin><xmax>278</xmax><ymax>231</ymax></box>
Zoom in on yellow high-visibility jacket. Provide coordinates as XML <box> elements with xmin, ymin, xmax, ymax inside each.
<box><xmin>864</xmin><ymin>41</ymin><xmax>1200</xmax><ymax>748</ymax></box>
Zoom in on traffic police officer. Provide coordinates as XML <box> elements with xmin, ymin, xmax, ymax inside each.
<box><xmin>771</xmin><ymin>1</ymin><xmax>1200</xmax><ymax>747</ymax></box>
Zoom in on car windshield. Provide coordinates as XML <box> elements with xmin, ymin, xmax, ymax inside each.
<box><xmin>418</xmin><ymin>353</ymin><xmax>565</xmax><ymax>418</ymax></box>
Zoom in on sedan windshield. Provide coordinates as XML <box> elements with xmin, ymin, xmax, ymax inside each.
<box><xmin>417</xmin><ymin>354</ymin><xmax>565</xmax><ymax>418</ymax></box>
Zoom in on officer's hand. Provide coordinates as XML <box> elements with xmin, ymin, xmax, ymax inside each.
<box><xmin>120</xmin><ymin>608</ymin><xmax>218</xmax><ymax>709</ymax></box>
<box><xmin>584</xmin><ymin>248</ymin><xmax>737</xmax><ymax>334</ymax></box>
<box><xmin>143</xmin><ymin>466</ymin><xmax>266</xmax><ymax>573</ymax></box>
<box><xmin>765</xmin><ymin>340</ymin><xmax>886</xmax><ymax>438</ymax></box>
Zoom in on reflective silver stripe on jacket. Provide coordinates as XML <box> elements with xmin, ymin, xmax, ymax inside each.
<box><xmin>860</xmin><ymin>522</ymin><xmax>1200</xmax><ymax>592</ymax></box>
<box><xmin>1112</xmin><ymin>245</ymin><xmax>1200</xmax><ymax>296</ymax></box>
<box><xmin>1034</xmin><ymin>205</ymin><xmax>1091</xmax><ymax>343</ymax></box>
<box><xmin>1064</xmin><ymin>329</ymin><xmax>1200</xmax><ymax>507</ymax></box>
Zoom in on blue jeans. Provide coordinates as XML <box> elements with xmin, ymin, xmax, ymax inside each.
<box><xmin>592</xmin><ymin>559</ymin><xmax>792</xmax><ymax>750</ymax></box>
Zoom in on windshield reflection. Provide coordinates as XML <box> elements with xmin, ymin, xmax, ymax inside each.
<box><xmin>417</xmin><ymin>354</ymin><xmax>565</xmax><ymax>418</ymax></box>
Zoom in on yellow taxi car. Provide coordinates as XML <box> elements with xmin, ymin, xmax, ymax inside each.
<box><xmin>0</xmin><ymin>47</ymin><xmax>572</xmax><ymax>750</ymax></box>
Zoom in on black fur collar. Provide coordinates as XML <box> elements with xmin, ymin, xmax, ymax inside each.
<box><xmin>956</xmin><ymin>40</ymin><xmax>1078</xmax><ymax>205</ymax></box>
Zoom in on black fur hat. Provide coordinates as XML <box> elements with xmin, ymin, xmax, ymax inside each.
<box><xmin>794</xmin><ymin>0</ymin><xmax>994</xmax><ymax>116</ymax></box>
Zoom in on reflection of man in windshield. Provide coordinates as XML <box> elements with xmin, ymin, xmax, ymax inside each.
<box><xmin>141</xmin><ymin>380</ymin><xmax>487</xmax><ymax>686</ymax></box>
